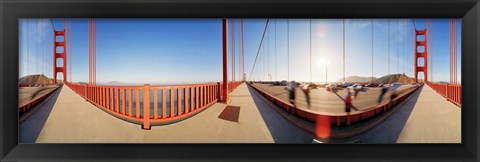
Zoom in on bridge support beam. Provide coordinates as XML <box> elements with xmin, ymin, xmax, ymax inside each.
<box><xmin>222</xmin><ymin>19</ymin><xmax>229</xmax><ymax>103</ymax></box>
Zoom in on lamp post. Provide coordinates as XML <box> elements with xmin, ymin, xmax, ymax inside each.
<box><xmin>318</xmin><ymin>59</ymin><xmax>330</xmax><ymax>84</ymax></box>
<box><xmin>325</xmin><ymin>66</ymin><xmax>328</xmax><ymax>84</ymax></box>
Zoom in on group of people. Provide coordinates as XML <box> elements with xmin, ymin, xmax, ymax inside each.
<box><xmin>286</xmin><ymin>81</ymin><xmax>398</xmax><ymax>116</ymax></box>
<box><xmin>286</xmin><ymin>81</ymin><xmax>312</xmax><ymax>115</ymax></box>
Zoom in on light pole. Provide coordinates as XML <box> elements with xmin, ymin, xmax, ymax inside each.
<box><xmin>317</xmin><ymin>59</ymin><xmax>330</xmax><ymax>84</ymax></box>
<box><xmin>325</xmin><ymin>66</ymin><xmax>328</xmax><ymax>84</ymax></box>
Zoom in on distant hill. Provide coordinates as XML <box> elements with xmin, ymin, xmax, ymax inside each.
<box><xmin>374</xmin><ymin>74</ymin><xmax>415</xmax><ymax>84</ymax></box>
<box><xmin>19</xmin><ymin>74</ymin><xmax>55</xmax><ymax>85</ymax></box>
<box><xmin>337</xmin><ymin>76</ymin><xmax>376</xmax><ymax>82</ymax></box>
<box><xmin>337</xmin><ymin>74</ymin><xmax>414</xmax><ymax>84</ymax></box>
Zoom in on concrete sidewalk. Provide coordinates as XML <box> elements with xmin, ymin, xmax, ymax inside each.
<box><xmin>396</xmin><ymin>85</ymin><xmax>461</xmax><ymax>143</ymax></box>
<box><xmin>22</xmin><ymin>83</ymin><xmax>311</xmax><ymax>143</ymax></box>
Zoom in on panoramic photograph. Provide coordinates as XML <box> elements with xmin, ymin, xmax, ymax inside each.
<box><xmin>18</xmin><ymin>18</ymin><xmax>461</xmax><ymax>143</ymax></box>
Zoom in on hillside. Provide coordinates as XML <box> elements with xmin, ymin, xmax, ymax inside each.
<box><xmin>337</xmin><ymin>74</ymin><xmax>415</xmax><ymax>84</ymax></box>
<box><xmin>19</xmin><ymin>74</ymin><xmax>55</xmax><ymax>85</ymax></box>
<box><xmin>337</xmin><ymin>76</ymin><xmax>377</xmax><ymax>82</ymax></box>
<box><xmin>374</xmin><ymin>74</ymin><xmax>415</xmax><ymax>84</ymax></box>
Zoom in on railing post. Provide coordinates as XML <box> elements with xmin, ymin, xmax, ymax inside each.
<box><xmin>217</xmin><ymin>82</ymin><xmax>221</xmax><ymax>101</ymax></box>
<box><xmin>445</xmin><ymin>84</ymin><xmax>449</xmax><ymax>101</ymax></box>
<box><xmin>142</xmin><ymin>84</ymin><xmax>151</xmax><ymax>130</ymax></box>
<box><xmin>84</xmin><ymin>84</ymin><xmax>88</xmax><ymax>100</ymax></box>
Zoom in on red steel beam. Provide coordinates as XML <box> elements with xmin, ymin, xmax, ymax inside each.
<box><xmin>222</xmin><ymin>19</ymin><xmax>229</xmax><ymax>103</ymax></box>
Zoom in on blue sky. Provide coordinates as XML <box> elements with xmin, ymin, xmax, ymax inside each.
<box><xmin>19</xmin><ymin>18</ymin><xmax>461</xmax><ymax>84</ymax></box>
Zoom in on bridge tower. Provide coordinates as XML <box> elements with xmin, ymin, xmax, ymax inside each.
<box><xmin>53</xmin><ymin>26</ymin><xmax>67</xmax><ymax>83</ymax></box>
<box><xmin>414</xmin><ymin>28</ymin><xmax>428</xmax><ymax>83</ymax></box>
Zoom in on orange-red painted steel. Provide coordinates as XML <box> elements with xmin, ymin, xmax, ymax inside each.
<box><xmin>222</xmin><ymin>19</ymin><xmax>229</xmax><ymax>102</ymax></box>
<box><xmin>53</xmin><ymin>27</ymin><xmax>67</xmax><ymax>83</ymax></box>
<box><xmin>426</xmin><ymin>82</ymin><xmax>461</xmax><ymax>106</ymax></box>
<box><xmin>248</xmin><ymin>83</ymin><xmax>423</xmax><ymax>130</ymax></box>
<box><xmin>65</xmin><ymin>83</ymin><xmax>239</xmax><ymax>129</ymax></box>
<box><xmin>18</xmin><ymin>85</ymin><xmax>62</xmax><ymax>113</ymax></box>
<box><xmin>414</xmin><ymin>26</ymin><xmax>428</xmax><ymax>83</ymax></box>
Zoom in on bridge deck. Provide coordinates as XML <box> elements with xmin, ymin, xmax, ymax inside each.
<box><xmin>20</xmin><ymin>83</ymin><xmax>312</xmax><ymax>143</ymax></box>
<box><xmin>395</xmin><ymin>85</ymin><xmax>461</xmax><ymax>143</ymax></box>
<box><xmin>250</xmin><ymin>83</ymin><xmax>417</xmax><ymax>115</ymax></box>
<box><xmin>19</xmin><ymin>86</ymin><xmax>59</xmax><ymax>107</ymax></box>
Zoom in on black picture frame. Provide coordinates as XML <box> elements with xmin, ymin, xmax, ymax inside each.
<box><xmin>1</xmin><ymin>0</ymin><xmax>478</xmax><ymax>161</ymax></box>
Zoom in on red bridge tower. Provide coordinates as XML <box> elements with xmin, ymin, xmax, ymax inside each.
<box><xmin>53</xmin><ymin>25</ymin><xmax>67</xmax><ymax>83</ymax></box>
<box><xmin>414</xmin><ymin>27</ymin><xmax>428</xmax><ymax>83</ymax></box>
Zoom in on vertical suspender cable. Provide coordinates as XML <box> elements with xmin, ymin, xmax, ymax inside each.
<box><xmin>388</xmin><ymin>19</ymin><xmax>390</xmax><ymax>75</ymax></box>
<box><xmin>41</xmin><ymin>19</ymin><xmax>43</xmax><ymax>75</ymax></box>
<box><xmin>44</xmin><ymin>19</ymin><xmax>47</xmax><ymax>76</ymax></box>
<box><xmin>397</xmin><ymin>20</ymin><xmax>400</xmax><ymax>74</ymax></box>
<box><xmin>343</xmin><ymin>19</ymin><xmax>345</xmax><ymax>82</ymax></box>
<box><xmin>287</xmin><ymin>19</ymin><xmax>290</xmax><ymax>82</ymax></box>
<box><xmin>404</xmin><ymin>20</ymin><xmax>406</xmax><ymax>74</ymax></box>
<box><xmin>241</xmin><ymin>19</ymin><xmax>245</xmax><ymax>81</ymax></box>
<box><xmin>64</xmin><ymin>19</ymin><xmax>67</xmax><ymax>83</ymax></box>
<box><xmin>309</xmin><ymin>19</ymin><xmax>312</xmax><ymax>83</ymax></box>
<box><xmin>36</xmin><ymin>20</ymin><xmax>39</xmax><ymax>74</ymax></box>
<box><xmin>232</xmin><ymin>20</ymin><xmax>235</xmax><ymax>83</ymax></box>
<box><xmin>27</xmin><ymin>19</ymin><xmax>29</xmax><ymax>76</ymax></box>
<box><xmin>454</xmin><ymin>19</ymin><xmax>457</xmax><ymax>84</ymax></box>
<box><xmin>89</xmin><ymin>19</ymin><xmax>91</xmax><ymax>84</ymax></box>
<box><xmin>275</xmin><ymin>19</ymin><xmax>277</xmax><ymax>81</ymax></box>
<box><xmin>371</xmin><ymin>19</ymin><xmax>374</xmax><ymax>82</ymax></box>
<box><xmin>449</xmin><ymin>19</ymin><xmax>452</xmax><ymax>84</ymax></box>
<box><xmin>69</xmin><ymin>19</ymin><xmax>72</xmax><ymax>82</ymax></box>
<box><xmin>94</xmin><ymin>19</ymin><xmax>96</xmax><ymax>85</ymax></box>
<box><xmin>450</xmin><ymin>19</ymin><xmax>452</xmax><ymax>84</ymax></box>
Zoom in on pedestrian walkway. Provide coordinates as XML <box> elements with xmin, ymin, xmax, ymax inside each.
<box><xmin>396</xmin><ymin>85</ymin><xmax>461</xmax><ymax>143</ymax></box>
<box><xmin>21</xmin><ymin>83</ymin><xmax>312</xmax><ymax>143</ymax></box>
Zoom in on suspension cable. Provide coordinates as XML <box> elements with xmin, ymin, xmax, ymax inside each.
<box><xmin>232</xmin><ymin>19</ymin><xmax>235</xmax><ymax>83</ymax></box>
<box><xmin>27</xmin><ymin>19</ymin><xmax>29</xmax><ymax>76</ymax></box>
<box><xmin>268</xmin><ymin>20</ymin><xmax>270</xmax><ymax>81</ymax></box>
<box><xmin>343</xmin><ymin>19</ymin><xmax>345</xmax><ymax>82</ymax></box>
<box><xmin>241</xmin><ymin>19</ymin><xmax>244</xmax><ymax>81</ymax></box>
<box><xmin>36</xmin><ymin>19</ymin><xmax>39</xmax><ymax>75</ymax></box>
<box><xmin>398</xmin><ymin>20</ymin><xmax>400</xmax><ymax>74</ymax></box>
<box><xmin>310</xmin><ymin>19</ymin><xmax>312</xmax><ymax>83</ymax></box>
<box><xmin>287</xmin><ymin>19</ymin><xmax>290</xmax><ymax>81</ymax></box>
<box><xmin>371</xmin><ymin>19</ymin><xmax>374</xmax><ymax>82</ymax></box>
<box><xmin>388</xmin><ymin>19</ymin><xmax>390</xmax><ymax>75</ymax></box>
<box><xmin>411</xmin><ymin>19</ymin><xmax>418</xmax><ymax>31</ymax></box>
<box><xmin>41</xmin><ymin>19</ymin><xmax>43</xmax><ymax>75</ymax></box>
<box><xmin>275</xmin><ymin>19</ymin><xmax>277</xmax><ymax>81</ymax></box>
<box><xmin>248</xmin><ymin>19</ymin><xmax>270</xmax><ymax>81</ymax></box>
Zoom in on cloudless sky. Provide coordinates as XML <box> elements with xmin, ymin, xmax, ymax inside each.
<box><xmin>19</xmin><ymin>18</ymin><xmax>461</xmax><ymax>85</ymax></box>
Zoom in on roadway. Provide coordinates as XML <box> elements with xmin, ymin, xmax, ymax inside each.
<box><xmin>19</xmin><ymin>86</ymin><xmax>59</xmax><ymax>107</ymax></box>
<box><xmin>249</xmin><ymin>83</ymin><xmax>418</xmax><ymax>115</ymax></box>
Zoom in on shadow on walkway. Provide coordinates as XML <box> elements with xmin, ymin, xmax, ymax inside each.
<box><xmin>246</xmin><ymin>85</ymin><xmax>314</xmax><ymax>143</ymax></box>
<box><xmin>30</xmin><ymin>87</ymin><xmax>53</xmax><ymax>100</ymax></box>
<box><xmin>353</xmin><ymin>86</ymin><xmax>423</xmax><ymax>143</ymax></box>
<box><xmin>20</xmin><ymin>86</ymin><xmax>63</xmax><ymax>143</ymax></box>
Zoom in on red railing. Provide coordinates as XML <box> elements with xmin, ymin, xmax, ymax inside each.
<box><xmin>66</xmin><ymin>81</ymin><xmax>243</xmax><ymax>129</ymax></box>
<box><xmin>248</xmin><ymin>83</ymin><xmax>423</xmax><ymax>127</ymax></box>
<box><xmin>426</xmin><ymin>82</ymin><xmax>461</xmax><ymax>106</ymax></box>
<box><xmin>229</xmin><ymin>81</ymin><xmax>242</xmax><ymax>92</ymax></box>
<box><xmin>19</xmin><ymin>85</ymin><xmax>62</xmax><ymax>114</ymax></box>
